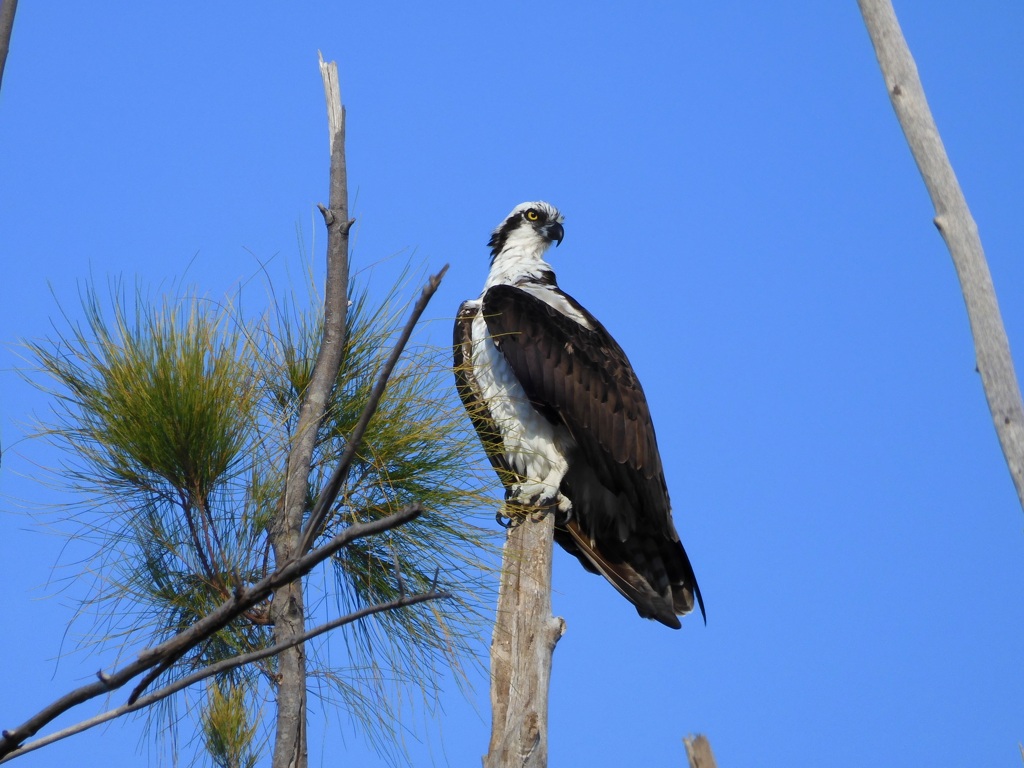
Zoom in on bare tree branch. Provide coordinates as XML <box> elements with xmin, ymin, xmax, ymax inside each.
<box><xmin>0</xmin><ymin>585</ymin><xmax>450</xmax><ymax>763</ymax></box>
<box><xmin>0</xmin><ymin>503</ymin><xmax>422</xmax><ymax>759</ymax></box>
<box><xmin>484</xmin><ymin>510</ymin><xmax>565</xmax><ymax>768</ymax></box>
<box><xmin>0</xmin><ymin>0</ymin><xmax>17</xmax><ymax>94</ymax></box>
<box><xmin>299</xmin><ymin>263</ymin><xmax>450</xmax><ymax>554</ymax></box>
<box><xmin>858</xmin><ymin>0</ymin><xmax>1024</xmax><ymax>511</ymax></box>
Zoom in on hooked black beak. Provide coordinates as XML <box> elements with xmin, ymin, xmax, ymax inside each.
<box><xmin>542</xmin><ymin>221</ymin><xmax>564</xmax><ymax>247</ymax></box>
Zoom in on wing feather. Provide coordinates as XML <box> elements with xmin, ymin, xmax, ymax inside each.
<box><xmin>482</xmin><ymin>284</ymin><xmax>664</xmax><ymax>504</ymax></box>
<box><xmin>481</xmin><ymin>285</ymin><xmax>704</xmax><ymax>625</ymax></box>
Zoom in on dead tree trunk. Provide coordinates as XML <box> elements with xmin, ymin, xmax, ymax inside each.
<box><xmin>857</xmin><ymin>0</ymin><xmax>1024</xmax><ymax>513</ymax></box>
<box><xmin>684</xmin><ymin>734</ymin><xmax>719</xmax><ymax>768</ymax></box>
<box><xmin>270</xmin><ymin>54</ymin><xmax>350</xmax><ymax>768</ymax></box>
<box><xmin>484</xmin><ymin>512</ymin><xmax>565</xmax><ymax>768</ymax></box>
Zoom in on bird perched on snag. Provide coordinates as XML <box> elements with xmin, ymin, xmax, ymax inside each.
<box><xmin>454</xmin><ymin>201</ymin><xmax>704</xmax><ymax>628</ymax></box>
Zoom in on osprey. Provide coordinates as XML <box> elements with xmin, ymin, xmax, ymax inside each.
<box><xmin>454</xmin><ymin>201</ymin><xmax>704</xmax><ymax>629</ymax></box>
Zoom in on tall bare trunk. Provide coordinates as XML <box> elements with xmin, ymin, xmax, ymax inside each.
<box><xmin>270</xmin><ymin>54</ymin><xmax>350</xmax><ymax>768</ymax></box>
<box><xmin>857</xmin><ymin>0</ymin><xmax>1024</xmax><ymax>512</ymax></box>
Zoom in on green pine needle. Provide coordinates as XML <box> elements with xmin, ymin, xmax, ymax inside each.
<box><xmin>26</xmin><ymin>272</ymin><xmax>499</xmax><ymax>765</ymax></box>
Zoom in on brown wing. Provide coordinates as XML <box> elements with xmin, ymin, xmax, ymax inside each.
<box><xmin>482</xmin><ymin>284</ymin><xmax>704</xmax><ymax>625</ymax></box>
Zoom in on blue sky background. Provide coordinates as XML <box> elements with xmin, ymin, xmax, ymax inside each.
<box><xmin>2</xmin><ymin>2</ymin><xmax>1023</xmax><ymax>766</ymax></box>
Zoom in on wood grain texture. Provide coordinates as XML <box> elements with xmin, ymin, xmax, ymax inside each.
<box><xmin>484</xmin><ymin>512</ymin><xmax>565</xmax><ymax>768</ymax></box>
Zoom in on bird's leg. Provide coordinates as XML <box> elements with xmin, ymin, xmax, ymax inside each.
<box><xmin>498</xmin><ymin>489</ymin><xmax>558</xmax><ymax>528</ymax></box>
<box><xmin>508</xmin><ymin>478</ymin><xmax>563</xmax><ymax>509</ymax></box>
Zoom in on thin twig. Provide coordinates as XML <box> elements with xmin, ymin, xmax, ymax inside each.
<box><xmin>391</xmin><ymin>545</ymin><xmax>406</xmax><ymax>598</ymax></box>
<box><xmin>299</xmin><ymin>265</ymin><xmax>449</xmax><ymax>553</ymax></box>
<box><xmin>178</xmin><ymin>490</ymin><xmax>217</xmax><ymax>583</ymax></box>
<box><xmin>127</xmin><ymin>647</ymin><xmax>188</xmax><ymax>704</ymax></box>
<box><xmin>0</xmin><ymin>587</ymin><xmax>450</xmax><ymax>763</ymax></box>
<box><xmin>0</xmin><ymin>503</ymin><xmax>422</xmax><ymax>757</ymax></box>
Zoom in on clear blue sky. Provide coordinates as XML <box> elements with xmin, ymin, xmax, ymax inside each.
<box><xmin>2</xmin><ymin>3</ymin><xmax>1023</xmax><ymax>766</ymax></box>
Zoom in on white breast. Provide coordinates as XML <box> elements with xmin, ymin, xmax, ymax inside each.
<box><xmin>470</xmin><ymin>309</ymin><xmax>572</xmax><ymax>509</ymax></box>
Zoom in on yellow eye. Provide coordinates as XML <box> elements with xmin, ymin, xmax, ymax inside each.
<box><xmin>525</xmin><ymin>209</ymin><xmax>540</xmax><ymax>222</ymax></box>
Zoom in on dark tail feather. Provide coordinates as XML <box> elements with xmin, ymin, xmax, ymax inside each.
<box><xmin>671</xmin><ymin>539</ymin><xmax>705</xmax><ymax>624</ymax></box>
<box><xmin>557</xmin><ymin>519</ymin><xmax>683</xmax><ymax>629</ymax></box>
